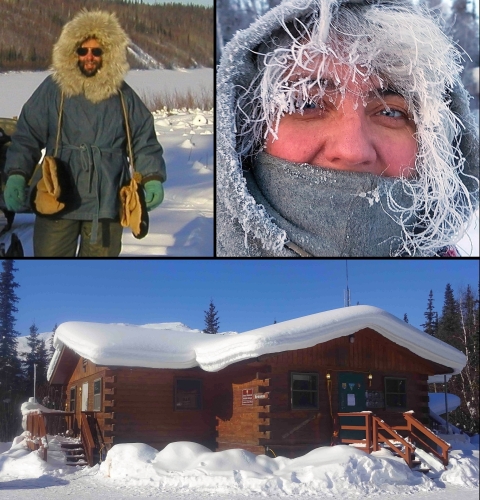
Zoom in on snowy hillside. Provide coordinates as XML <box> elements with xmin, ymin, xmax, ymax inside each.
<box><xmin>128</xmin><ymin>43</ymin><xmax>164</xmax><ymax>69</ymax></box>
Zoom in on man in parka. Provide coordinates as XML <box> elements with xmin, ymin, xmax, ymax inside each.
<box><xmin>3</xmin><ymin>10</ymin><xmax>166</xmax><ymax>257</ymax></box>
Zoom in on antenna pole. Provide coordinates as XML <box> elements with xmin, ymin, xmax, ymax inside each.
<box><xmin>345</xmin><ymin>261</ymin><xmax>350</xmax><ymax>307</ymax></box>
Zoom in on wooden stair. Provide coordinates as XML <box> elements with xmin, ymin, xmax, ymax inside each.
<box><xmin>383</xmin><ymin>441</ymin><xmax>430</xmax><ymax>474</ymax></box>
<box><xmin>61</xmin><ymin>442</ymin><xmax>88</xmax><ymax>467</ymax></box>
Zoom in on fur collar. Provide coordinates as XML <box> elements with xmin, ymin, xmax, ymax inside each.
<box><xmin>51</xmin><ymin>10</ymin><xmax>130</xmax><ymax>103</ymax></box>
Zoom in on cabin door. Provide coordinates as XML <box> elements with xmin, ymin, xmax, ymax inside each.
<box><xmin>337</xmin><ymin>372</ymin><xmax>366</xmax><ymax>441</ymax></box>
<box><xmin>81</xmin><ymin>382</ymin><xmax>88</xmax><ymax>411</ymax></box>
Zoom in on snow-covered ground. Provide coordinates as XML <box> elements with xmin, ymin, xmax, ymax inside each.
<box><xmin>0</xmin><ymin>69</ymin><xmax>213</xmax><ymax>256</ymax></box>
<box><xmin>0</xmin><ymin>432</ymin><xmax>478</xmax><ymax>500</ymax></box>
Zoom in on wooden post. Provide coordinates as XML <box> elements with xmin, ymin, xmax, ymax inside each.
<box><xmin>365</xmin><ymin>413</ymin><xmax>372</xmax><ymax>453</ymax></box>
<box><xmin>372</xmin><ymin>416</ymin><xmax>378</xmax><ymax>451</ymax></box>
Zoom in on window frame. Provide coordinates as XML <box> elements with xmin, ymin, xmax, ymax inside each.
<box><xmin>69</xmin><ymin>386</ymin><xmax>76</xmax><ymax>412</ymax></box>
<box><xmin>93</xmin><ymin>378</ymin><xmax>102</xmax><ymax>412</ymax></box>
<box><xmin>290</xmin><ymin>372</ymin><xmax>319</xmax><ymax>410</ymax></box>
<box><xmin>174</xmin><ymin>378</ymin><xmax>202</xmax><ymax>411</ymax></box>
<box><xmin>384</xmin><ymin>377</ymin><xmax>407</xmax><ymax>410</ymax></box>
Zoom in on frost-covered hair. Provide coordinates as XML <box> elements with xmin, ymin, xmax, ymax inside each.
<box><xmin>236</xmin><ymin>0</ymin><xmax>479</xmax><ymax>256</ymax></box>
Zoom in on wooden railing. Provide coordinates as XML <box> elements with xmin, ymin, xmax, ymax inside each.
<box><xmin>372</xmin><ymin>416</ymin><xmax>414</xmax><ymax>468</ymax></box>
<box><xmin>337</xmin><ymin>412</ymin><xmax>372</xmax><ymax>452</ymax></box>
<box><xmin>26</xmin><ymin>413</ymin><xmax>48</xmax><ymax>461</ymax></box>
<box><xmin>403</xmin><ymin>412</ymin><xmax>451</xmax><ymax>466</ymax></box>
<box><xmin>25</xmin><ymin>411</ymin><xmax>77</xmax><ymax>463</ymax></box>
<box><xmin>43</xmin><ymin>412</ymin><xmax>75</xmax><ymax>436</ymax></box>
<box><xmin>80</xmin><ymin>412</ymin><xmax>96</xmax><ymax>467</ymax></box>
<box><xmin>337</xmin><ymin>411</ymin><xmax>450</xmax><ymax>468</ymax></box>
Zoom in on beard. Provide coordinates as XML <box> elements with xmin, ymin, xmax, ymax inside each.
<box><xmin>78</xmin><ymin>59</ymin><xmax>102</xmax><ymax>77</ymax></box>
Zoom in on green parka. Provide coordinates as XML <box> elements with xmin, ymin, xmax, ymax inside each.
<box><xmin>5</xmin><ymin>10</ymin><xmax>166</xmax><ymax>222</ymax></box>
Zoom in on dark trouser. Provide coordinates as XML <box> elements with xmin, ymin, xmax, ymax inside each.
<box><xmin>34</xmin><ymin>217</ymin><xmax>123</xmax><ymax>257</ymax></box>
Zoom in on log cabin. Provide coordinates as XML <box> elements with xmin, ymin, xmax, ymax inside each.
<box><xmin>46</xmin><ymin>305</ymin><xmax>465</xmax><ymax>464</ymax></box>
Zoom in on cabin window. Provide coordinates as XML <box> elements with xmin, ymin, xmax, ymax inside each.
<box><xmin>291</xmin><ymin>372</ymin><xmax>319</xmax><ymax>409</ymax></box>
<box><xmin>384</xmin><ymin>377</ymin><xmax>407</xmax><ymax>409</ymax></box>
<box><xmin>93</xmin><ymin>378</ymin><xmax>102</xmax><ymax>411</ymax></box>
<box><xmin>175</xmin><ymin>379</ymin><xmax>202</xmax><ymax>410</ymax></box>
<box><xmin>69</xmin><ymin>386</ymin><xmax>76</xmax><ymax>412</ymax></box>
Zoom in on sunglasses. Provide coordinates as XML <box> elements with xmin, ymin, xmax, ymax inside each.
<box><xmin>76</xmin><ymin>47</ymin><xmax>103</xmax><ymax>57</ymax></box>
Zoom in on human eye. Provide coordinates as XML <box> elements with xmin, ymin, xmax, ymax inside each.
<box><xmin>292</xmin><ymin>96</ymin><xmax>325</xmax><ymax>116</ymax></box>
<box><xmin>378</xmin><ymin>108</ymin><xmax>406</xmax><ymax>119</ymax></box>
<box><xmin>301</xmin><ymin>99</ymin><xmax>319</xmax><ymax>110</ymax></box>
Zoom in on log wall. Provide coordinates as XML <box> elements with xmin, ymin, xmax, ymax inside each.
<box><xmin>62</xmin><ymin>327</ymin><xmax>449</xmax><ymax>456</ymax></box>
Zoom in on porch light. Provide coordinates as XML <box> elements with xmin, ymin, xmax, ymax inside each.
<box><xmin>326</xmin><ymin>372</ymin><xmax>331</xmax><ymax>380</ymax></box>
<box><xmin>349</xmin><ymin>335</ymin><xmax>355</xmax><ymax>344</ymax></box>
<box><xmin>368</xmin><ymin>373</ymin><xmax>373</xmax><ymax>387</ymax></box>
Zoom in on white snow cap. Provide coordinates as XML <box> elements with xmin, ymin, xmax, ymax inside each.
<box><xmin>47</xmin><ymin>306</ymin><xmax>465</xmax><ymax>381</ymax></box>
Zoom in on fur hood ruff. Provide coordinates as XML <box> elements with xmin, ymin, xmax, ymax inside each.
<box><xmin>51</xmin><ymin>10</ymin><xmax>130</xmax><ymax>103</ymax></box>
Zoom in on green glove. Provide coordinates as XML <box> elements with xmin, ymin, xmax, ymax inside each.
<box><xmin>4</xmin><ymin>174</ymin><xmax>27</xmax><ymax>212</ymax></box>
<box><xmin>144</xmin><ymin>180</ymin><xmax>164</xmax><ymax>211</ymax></box>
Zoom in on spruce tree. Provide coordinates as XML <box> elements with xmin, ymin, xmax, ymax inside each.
<box><xmin>445</xmin><ymin>284</ymin><xmax>479</xmax><ymax>433</ymax></box>
<box><xmin>24</xmin><ymin>322</ymin><xmax>41</xmax><ymax>383</ymax></box>
<box><xmin>0</xmin><ymin>260</ymin><xmax>24</xmax><ymax>441</ymax></box>
<box><xmin>0</xmin><ymin>260</ymin><xmax>20</xmax><ymax>365</ymax></box>
<box><xmin>203</xmin><ymin>300</ymin><xmax>220</xmax><ymax>334</ymax></box>
<box><xmin>437</xmin><ymin>283</ymin><xmax>462</xmax><ymax>350</ymax></box>
<box><xmin>421</xmin><ymin>290</ymin><xmax>438</xmax><ymax>336</ymax></box>
<box><xmin>36</xmin><ymin>338</ymin><xmax>49</xmax><ymax>387</ymax></box>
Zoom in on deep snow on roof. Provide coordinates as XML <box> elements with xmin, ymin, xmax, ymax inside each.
<box><xmin>48</xmin><ymin>305</ymin><xmax>466</xmax><ymax>381</ymax></box>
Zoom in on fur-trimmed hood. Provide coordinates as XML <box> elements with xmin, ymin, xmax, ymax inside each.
<box><xmin>51</xmin><ymin>10</ymin><xmax>130</xmax><ymax>103</ymax></box>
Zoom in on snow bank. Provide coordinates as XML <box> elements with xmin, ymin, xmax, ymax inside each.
<box><xmin>48</xmin><ymin>306</ymin><xmax>466</xmax><ymax>381</ymax></box>
<box><xmin>439</xmin><ymin>434</ymin><xmax>479</xmax><ymax>488</ymax></box>
<box><xmin>99</xmin><ymin>442</ymin><xmax>435</xmax><ymax>497</ymax></box>
<box><xmin>1</xmin><ymin>435</ymin><xmax>478</xmax><ymax>496</ymax></box>
<box><xmin>428</xmin><ymin>393</ymin><xmax>461</xmax><ymax>414</ymax></box>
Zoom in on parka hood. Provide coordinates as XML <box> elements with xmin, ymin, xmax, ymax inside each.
<box><xmin>51</xmin><ymin>10</ymin><xmax>130</xmax><ymax>103</ymax></box>
<box><xmin>216</xmin><ymin>0</ymin><xmax>479</xmax><ymax>257</ymax></box>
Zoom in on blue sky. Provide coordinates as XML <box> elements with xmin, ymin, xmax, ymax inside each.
<box><xmin>11</xmin><ymin>260</ymin><xmax>478</xmax><ymax>337</ymax></box>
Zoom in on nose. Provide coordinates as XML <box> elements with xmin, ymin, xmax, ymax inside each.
<box><xmin>313</xmin><ymin>108</ymin><xmax>377</xmax><ymax>171</ymax></box>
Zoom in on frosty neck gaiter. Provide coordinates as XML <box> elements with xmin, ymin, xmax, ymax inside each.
<box><xmin>250</xmin><ymin>152</ymin><xmax>415</xmax><ymax>257</ymax></box>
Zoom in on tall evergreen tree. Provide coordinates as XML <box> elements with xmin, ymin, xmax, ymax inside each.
<box><xmin>0</xmin><ymin>260</ymin><xmax>24</xmax><ymax>441</ymax></box>
<box><xmin>422</xmin><ymin>289</ymin><xmax>438</xmax><ymax>336</ymax></box>
<box><xmin>203</xmin><ymin>300</ymin><xmax>220</xmax><ymax>334</ymax></box>
<box><xmin>36</xmin><ymin>338</ymin><xmax>49</xmax><ymax>387</ymax></box>
<box><xmin>0</xmin><ymin>260</ymin><xmax>20</xmax><ymax>365</ymax></box>
<box><xmin>437</xmin><ymin>283</ymin><xmax>462</xmax><ymax>350</ymax></box>
<box><xmin>446</xmin><ymin>284</ymin><xmax>479</xmax><ymax>433</ymax></box>
<box><xmin>24</xmin><ymin>322</ymin><xmax>41</xmax><ymax>383</ymax></box>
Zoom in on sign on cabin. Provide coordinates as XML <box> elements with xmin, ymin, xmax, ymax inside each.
<box><xmin>242</xmin><ymin>388</ymin><xmax>254</xmax><ymax>405</ymax></box>
<box><xmin>366</xmin><ymin>390</ymin><xmax>385</xmax><ymax>409</ymax></box>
